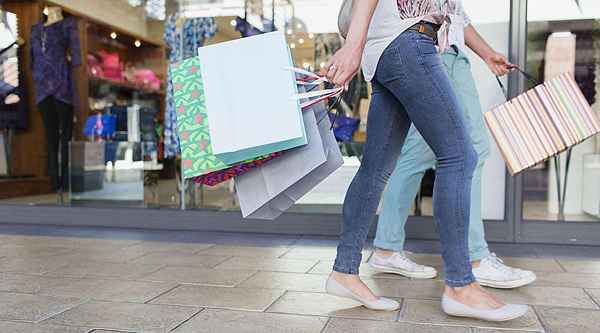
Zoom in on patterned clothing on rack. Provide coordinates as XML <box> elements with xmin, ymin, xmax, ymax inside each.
<box><xmin>163</xmin><ymin>14</ymin><xmax>217</xmax><ymax>159</ymax></box>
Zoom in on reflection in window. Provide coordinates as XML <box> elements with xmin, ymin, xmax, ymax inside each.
<box><xmin>522</xmin><ymin>1</ymin><xmax>600</xmax><ymax>221</ymax></box>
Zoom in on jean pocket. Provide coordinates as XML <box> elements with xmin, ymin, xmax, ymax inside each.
<box><xmin>415</xmin><ymin>36</ymin><xmax>438</xmax><ymax>56</ymax></box>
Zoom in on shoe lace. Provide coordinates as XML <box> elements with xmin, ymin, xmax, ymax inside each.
<box><xmin>393</xmin><ymin>252</ymin><xmax>419</xmax><ymax>269</ymax></box>
<box><xmin>486</xmin><ymin>253</ymin><xmax>516</xmax><ymax>275</ymax></box>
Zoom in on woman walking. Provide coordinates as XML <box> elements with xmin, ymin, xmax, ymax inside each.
<box><xmin>321</xmin><ymin>0</ymin><xmax>528</xmax><ymax>321</ymax></box>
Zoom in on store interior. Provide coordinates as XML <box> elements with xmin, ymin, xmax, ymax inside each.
<box><xmin>0</xmin><ymin>0</ymin><xmax>598</xmax><ymax>224</ymax></box>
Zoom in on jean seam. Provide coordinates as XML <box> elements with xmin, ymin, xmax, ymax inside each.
<box><xmin>417</xmin><ymin>44</ymin><xmax>473</xmax><ymax>285</ymax></box>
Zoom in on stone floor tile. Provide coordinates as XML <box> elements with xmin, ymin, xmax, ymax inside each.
<box><xmin>0</xmin><ymin>322</ymin><xmax>90</xmax><ymax>333</ymax></box>
<box><xmin>0</xmin><ymin>292</ymin><xmax>82</xmax><ymax>322</ymax></box>
<box><xmin>52</xmin><ymin>247</ymin><xmax>150</xmax><ymax>264</ymax></box>
<box><xmin>266</xmin><ymin>291</ymin><xmax>400</xmax><ymax>321</ymax></box>
<box><xmin>214</xmin><ymin>257</ymin><xmax>318</xmax><ymax>273</ymax></box>
<box><xmin>120</xmin><ymin>241</ymin><xmax>215</xmax><ymax>255</ymax></box>
<box><xmin>308</xmin><ymin>261</ymin><xmax>408</xmax><ymax>280</ymax></box>
<box><xmin>584</xmin><ymin>289</ymin><xmax>600</xmax><ymax>305</ymax></box>
<box><xmin>555</xmin><ymin>259</ymin><xmax>600</xmax><ymax>274</ymax></box>
<box><xmin>473</xmin><ymin>330</ymin><xmax>538</xmax><ymax>333</ymax></box>
<box><xmin>140</xmin><ymin>266</ymin><xmax>256</xmax><ymax>286</ymax></box>
<box><xmin>280</xmin><ymin>247</ymin><xmax>372</xmax><ymax>261</ymax></box>
<box><xmin>196</xmin><ymin>245</ymin><xmax>290</xmax><ymax>258</ymax></box>
<box><xmin>40</xmin><ymin>278</ymin><xmax>178</xmax><ymax>303</ymax></box>
<box><xmin>0</xmin><ymin>257</ymin><xmax>70</xmax><ymax>275</ymax></box>
<box><xmin>129</xmin><ymin>252</ymin><xmax>228</xmax><ymax>268</ymax></box>
<box><xmin>536</xmin><ymin>306</ymin><xmax>600</xmax><ymax>333</ymax></box>
<box><xmin>0</xmin><ymin>244</ymin><xmax>74</xmax><ymax>258</ymax></box>
<box><xmin>0</xmin><ymin>273</ymin><xmax>70</xmax><ymax>294</ymax></box>
<box><xmin>399</xmin><ymin>299</ymin><xmax>544</xmax><ymax>332</ymax></box>
<box><xmin>172</xmin><ymin>309</ymin><xmax>328</xmax><ymax>333</ymax></box>
<box><xmin>494</xmin><ymin>286</ymin><xmax>598</xmax><ymax>309</ymax></box>
<box><xmin>150</xmin><ymin>285</ymin><xmax>285</xmax><ymax>311</ymax></box>
<box><xmin>531</xmin><ymin>271</ymin><xmax>600</xmax><ymax>289</ymax></box>
<box><xmin>323</xmin><ymin>317</ymin><xmax>471</xmax><ymax>333</ymax></box>
<box><xmin>363</xmin><ymin>278</ymin><xmax>445</xmax><ymax>299</ymax></box>
<box><xmin>500</xmin><ymin>257</ymin><xmax>565</xmax><ymax>273</ymax></box>
<box><xmin>44</xmin><ymin>301</ymin><xmax>198</xmax><ymax>333</ymax></box>
<box><xmin>238</xmin><ymin>271</ymin><xmax>328</xmax><ymax>292</ymax></box>
<box><xmin>45</xmin><ymin>262</ymin><xmax>162</xmax><ymax>280</ymax></box>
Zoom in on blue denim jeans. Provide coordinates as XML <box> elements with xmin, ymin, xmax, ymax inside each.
<box><xmin>375</xmin><ymin>46</ymin><xmax>492</xmax><ymax>262</ymax></box>
<box><xmin>333</xmin><ymin>31</ymin><xmax>478</xmax><ymax>287</ymax></box>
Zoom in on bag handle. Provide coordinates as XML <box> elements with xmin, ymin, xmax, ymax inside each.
<box><xmin>496</xmin><ymin>66</ymin><xmax>540</xmax><ymax>99</ymax></box>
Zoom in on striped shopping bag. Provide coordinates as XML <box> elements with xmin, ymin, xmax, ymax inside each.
<box><xmin>485</xmin><ymin>72</ymin><xmax>600</xmax><ymax>175</ymax></box>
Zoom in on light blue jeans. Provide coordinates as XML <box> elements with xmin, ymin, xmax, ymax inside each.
<box><xmin>334</xmin><ymin>31</ymin><xmax>477</xmax><ymax>287</ymax></box>
<box><xmin>374</xmin><ymin>46</ymin><xmax>491</xmax><ymax>262</ymax></box>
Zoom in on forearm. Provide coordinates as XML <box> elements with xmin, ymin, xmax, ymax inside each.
<box><xmin>464</xmin><ymin>24</ymin><xmax>495</xmax><ymax>61</ymax></box>
<box><xmin>344</xmin><ymin>0</ymin><xmax>379</xmax><ymax>51</ymax></box>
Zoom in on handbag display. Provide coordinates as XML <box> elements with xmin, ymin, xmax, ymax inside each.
<box><xmin>485</xmin><ymin>72</ymin><xmax>600</xmax><ymax>175</ymax></box>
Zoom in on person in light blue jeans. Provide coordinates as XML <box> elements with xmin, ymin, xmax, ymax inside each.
<box><xmin>371</xmin><ymin>15</ymin><xmax>537</xmax><ymax>291</ymax></box>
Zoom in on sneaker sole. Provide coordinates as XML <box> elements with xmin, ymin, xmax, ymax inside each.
<box><xmin>369</xmin><ymin>262</ymin><xmax>437</xmax><ymax>279</ymax></box>
<box><xmin>477</xmin><ymin>274</ymin><xmax>537</xmax><ymax>289</ymax></box>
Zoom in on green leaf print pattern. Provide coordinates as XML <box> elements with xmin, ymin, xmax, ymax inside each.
<box><xmin>171</xmin><ymin>57</ymin><xmax>270</xmax><ymax>178</ymax></box>
<box><xmin>171</xmin><ymin>57</ymin><xmax>232</xmax><ymax>178</ymax></box>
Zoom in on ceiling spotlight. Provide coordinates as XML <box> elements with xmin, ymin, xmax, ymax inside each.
<box><xmin>320</xmin><ymin>62</ymin><xmax>326</xmax><ymax>69</ymax></box>
<box><xmin>287</xmin><ymin>29</ymin><xmax>293</xmax><ymax>35</ymax></box>
<box><xmin>309</xmin><ymin>33</ymin><xmax>315</xmax><ymax>39</ymax></box>
<box><xmin>110</xmin><ymin>32</ymin><xmax>117</xmax><ymax>39</ymax></box>
<box><xmin>290</xmin><ymin>43</ymin><xmax>296</xmax><ymax>49</ymax></box>
<box><xmin>298</xmin><ymin>38</ymin><xmax>305</xmax><ymax>44</ymax></box>
<box><xmin>297</xmin><ymin>23</ymin><xmax>302</xmax><ymax>29</ymax></box>
<box><xmin>134</xmin><ymin>40</ymin><xmax>141</xmax><ymax>47</ymax></box>
<box><xmin>230</xmin><ymin>19</ymin><xmax>237</xmax><ymax>27</ymax></box>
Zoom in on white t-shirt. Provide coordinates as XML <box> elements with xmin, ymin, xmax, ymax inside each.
<box><xmin>338</xmin><ymin>0</ymin><xmax>470</xmax><ymax>81</ymax></box>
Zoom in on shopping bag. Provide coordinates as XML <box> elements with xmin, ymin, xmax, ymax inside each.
<box><xmin>171</xmin><ymin>56</ymin><xmax>278</xmax><ymax>178</ymax></box>
<box><xmin>235</xmin><ymin>100</ymin><xmax>344</xmax><ymax>220</ymax></box>
<box><xmin>196</xmin><ymin>31</ymin><xmax>307</xmax><ymax>165</ymax></box>
<box><xmin>191</xmin><ymin>152</ymin><xmax>281</xmax><ymax>186</ymax></box>
<box><xmin>485</xmin><ymin>72</ymin><xmax>600</xmax><ymax>175</ymax></box>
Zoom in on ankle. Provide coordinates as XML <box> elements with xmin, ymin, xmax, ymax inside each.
<box><xmin>445</xmin><ymin>282</ymin><xmax>479</xmax><ymax>297</ymax></box>
<box><xmin>375</xmin><ymin>248</ymin><xmax>397</xmax><ymax>258</ymax></box>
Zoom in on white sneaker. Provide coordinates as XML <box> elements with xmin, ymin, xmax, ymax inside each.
<box><xmin>368</xmin><ymin>251</ymin><xmax>438</xmax><ymax>279</ymax></box>
<box><xmin>473</xmin><ymin>253</ymin><xmax>537</xmax><ymax>289</ymax></box>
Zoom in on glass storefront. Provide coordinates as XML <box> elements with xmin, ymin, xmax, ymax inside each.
<box><xmin>522</xmin><ymin>0</ymin><xmax>600</xmax><ymax>222</ymax></box>
<box><xmin>1</xmin><ymin>0</ymin><xmax>600</xmax><ymax>245</ymax></box>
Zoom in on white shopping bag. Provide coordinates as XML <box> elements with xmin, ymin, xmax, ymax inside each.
<box><xmin>197</xmin><ymin>31</ymin><xmax>307</xmax><ymax>165</ymax></box>
<box><xmin>235</xmin><ymin>100</ymin><xmax>344</xmax><ymax>220</ymax></box>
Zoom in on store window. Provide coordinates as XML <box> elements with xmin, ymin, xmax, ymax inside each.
<box><xmin>187</xmin><ymin>0</ymin><xmax>511</xmax><ymax>219</ymax></box>
<box><xmin>522</xmin><ymin>0</ymin><xmax>600</xmax><ymax>222</ymax></box>
<box><xmin>0</xmin><ymin>2</ymin><xmax>180</xmax><ymax>209</ymax></box>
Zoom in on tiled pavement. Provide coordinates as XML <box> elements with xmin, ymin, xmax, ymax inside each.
<box><xmin>0</xmin><ymin>225</ymin><xmax>596</xmax><ymax>332</ymax></box>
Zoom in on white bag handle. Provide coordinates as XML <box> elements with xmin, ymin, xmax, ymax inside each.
<box><xmin>285</xmin><ymin>67</ymin><xmax>343</xmax><ymax>109</ymax></box>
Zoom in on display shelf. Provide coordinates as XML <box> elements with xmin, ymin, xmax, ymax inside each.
<box><xmin>89</xmin><ymin>76</ymin><xmax>164</xmax><ymax>96</ymax></box>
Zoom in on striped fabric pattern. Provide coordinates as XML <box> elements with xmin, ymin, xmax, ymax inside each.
<box><xmin>485</xmin><ymin>73</ymin><xmax>600</xmax><ymax>175</ymax></box>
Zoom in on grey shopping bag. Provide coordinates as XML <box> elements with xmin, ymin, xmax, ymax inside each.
<box><xmin>235</xmin><ymin>101</ymin><xmax>344</xmax><ymax>220</ymax></box>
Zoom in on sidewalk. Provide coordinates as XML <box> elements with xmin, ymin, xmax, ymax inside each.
<box><xmin>0</xmin><ymin>224</ymin><xmax>596</xmax><ymax>332</ymax></box>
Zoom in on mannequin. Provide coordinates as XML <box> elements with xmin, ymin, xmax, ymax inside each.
<box><xmin>44</xmin><ymin>6</ymin><xmax>63</xmax><ymax>26</ymax></box>
<box><xmin>30</xmin><ymin>6</ymin><xmax>81</xmax><ymax>191</ymax></box>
